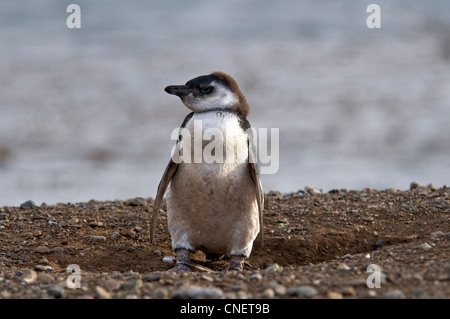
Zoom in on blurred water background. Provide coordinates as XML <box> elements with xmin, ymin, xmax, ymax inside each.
<box><xmin>1</xmin><ymin>0</ymin><xmax>449</xmax><ymax>206</ymax></box>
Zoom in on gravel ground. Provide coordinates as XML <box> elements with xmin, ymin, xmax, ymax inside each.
<box><xmin>0</xmin><ymin>183</ymin><xmax>449</xmax><ymax>299</ymax></box>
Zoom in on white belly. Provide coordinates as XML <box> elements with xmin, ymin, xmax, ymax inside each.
<box><xmin>166</xmin><ymin>111</ymin><xmax>259</xmax><ymax>256</ymax></box>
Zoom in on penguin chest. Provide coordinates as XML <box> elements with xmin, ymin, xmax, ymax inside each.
<box><xmin>166</xmin><ymin>111</ymin><xmax>258</xmax><ymax>252</ymax></box>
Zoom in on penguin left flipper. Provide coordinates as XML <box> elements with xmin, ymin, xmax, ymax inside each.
<box><xmin>150</xmin><ymin>159</ymin><xmax>178</xmax><ymax>243</ymax></box>
<box><xmin>248</xmin><ymin>138</ymin><xmax>264</xmax><ymax>248</ymax></box>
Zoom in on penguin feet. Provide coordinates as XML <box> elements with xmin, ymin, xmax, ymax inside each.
<box><xmin>168</xmin><ymin>263</ymin><xmax>192</xmax><ymax>273</ymax></box>
<box><xmin>168</xmin><ymin>248</ymin><xmax>192</xmax><ymax>273</ymax></box>
<box><xmin>226</xmin><ymin>255</ymin><xmax>245</xmax><ymax>272</ymax></box>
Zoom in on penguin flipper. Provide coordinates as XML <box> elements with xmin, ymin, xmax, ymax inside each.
<box><xmin>248</xmin><ymin>140</ymin><xmax>264</xmax><ymax>248</ymax></box>
<box><xmin>150</xmin><ymin>159</ymin><xmax>178</xmax><ymax>243</ymax></box>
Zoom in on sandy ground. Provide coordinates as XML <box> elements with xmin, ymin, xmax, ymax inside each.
<box><xmin>0</xmin><ymin>183</ymin><xmax>448</xmax><ymax>299</ymax></box>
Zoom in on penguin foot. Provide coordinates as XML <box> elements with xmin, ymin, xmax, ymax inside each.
<box><xmin>168</xmin><ymin>263</ymin><xmax>192</xmax><ymax>273</ymax></box>
<box><xmin>168</xmin><ymin>248</ymin><xmax>192</xmax><ymax>273</ymax></box>
<box><xmin>226</xmin><ymin>256</ymin><xmax>244</xmax><ymax>272</ymax></box>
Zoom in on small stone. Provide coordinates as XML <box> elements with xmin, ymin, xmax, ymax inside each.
<box><xmin>90</xmin><ymin>222</ymin><xmax>104</xmax><ymax>228</ymax></box>
<box><xmin>103</xmin><ymin>279</ymin><xmax>121</xmax><ymax>292</ymax></box>
<box><xmin>162</xmin><ymin>256</ymin><xmax>175</xmax><ymax>263</ymax></box>
<box><xmin>416</xmin><ymin>243</ymin><xmax>432</xmax><ymax>250</ymax></box>
<box><xmin>68</xmin><ymin>218</ymin><xmax>79</xmax><ymax>224</ymax></box>
<box><xmin>126</xmin><ymin>197</ymin><xmax>147</xmax><ymax>206</ymax></box>
<box><xmin>35</xmin><ymin>246</ymin><xmax>50</xmax><ymax>254</ymax></box>
<box><xmin>122</xmin><ymin>279</ymin><xmax>143</xmax><ymax>292</ymax></box>
<box><xmin>365</xmin><ymin>253</ymin><xmax>371</xmax><ymax>259</ymax></box>
<box><xmin>88</xmin><ymin>235</ymin><xmax>106</xmax><ymax>242</ymax></box>
<box><xmin>265</xmin><ymin>263</ymin><xmax>282</xmax><ymax>273</ymax></box>
<box><xmin>337</xmin><ymin>263</ymin><xmax>351</xmax><ymax>271</ymax></box>
<box><xmin>21</xmin><ymin>270</ymin><xmax>37</xmax><ymax>284</ymax></box>
<box><xmin>110</xmin><ymin>232</ymin><xmax>119</xmax><ymax>240</ymax></box>
<box><xmin>384</xmin><ymin>289</ymin><xmax>405</xmax><ymax>299</ymax></box>
<box><xmin>95</xmin><ymin>286</ymin><xmax>112</xmax><ymax>299</ymax></box>
<box><xmin>304</xmin><ymin>186</ymin><xmax>322</xmax><ymax>195</ymax></box>
<box><xmin>37</xmin><ymin>273</ymin><xmax>54</xmax><ymax>284</ymax></box>
<box><xmin>48</xmin><ymin>286</ymin><xmax>64</xmax><ymax>298</ymax></box>
<box><xmin>249</xmin><ymin>273</ymin><xmax>263</xmax><ymax>281</ymax></box>
<box><xmin>144</xmin><ymin>273</ymin><xmax>162</xmax><ymax>282</ymax></box>
<box><xmin>154</xmin><ymin>250</ymin><xmax>163</xmax><ymax>257</ymax></box>
<box><xmin>20</xmin><ymin>200</ymin><xmax>37</xmax><ymax>208</ymax></box>
<box><xmin>152</xmin><ymin>288</ymin><xmax>168</xmax><ymax>299</ymax></box>
<box><xmin>429</xmin><ymin>231</ymin><xmax>445</xmax><ymax>240</ymax></box>
<box><xmin>201</xmin><ymin>275</ymin><xmax>214</xmax><ymax>282</ymax></box>
<box><xmin>410</xmin><ymin>182</ymin><xmax>420</xmax><ymax>190</ymax></box>
<box><xmin>33</xmin><ymin>230</ymin><xmax>42</xmax><ymax>237</ymax></box>
<box><xmin>39</xmin><ymin>257</ymin><xmax>49</xmax><ymax>265</ymax></box>
<box><xmin>327</xmin><ymin>291</ymin><xmax>343</xmax><ymax>299</ymax></box>
<box><xmin>260</xmin><ymin>288</ymin><xmax>275</xmax><ymax>298</ymax></box>
<box><xmin>187</xmin><ymin>286</ymin><xmax>224</xmax><ymax>299</ymax></box>
<box><xmin>340</xmin><ymin>286</ymin><xmax>356</xmax><ymax>296</ymax></box>
<box><xmin>375</xmin><ymin>240</ymin><xmax>383</xmax><ymax>247</ymax></box>
<box><xmin>52</xmin><ymin>247</ymin><xmax>65</xmax><ymax>254</ymax></box>
<box><xmin>35</xmin><ymin>265</ymin><xmax>54</xmax><ymax>271</ymax></box>
<box><xmin>345</xmin><ymin>278</ymin><xmax>367</xmax><ymax>286</ymax></box>
<box><xmin>287</xmin><ymin>286</ymin><xmax>318</xmax><ymax>298</ymax></box>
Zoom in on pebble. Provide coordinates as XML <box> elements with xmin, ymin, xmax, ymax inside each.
<box><xmin>52</xmin><ymin>247</ymin><xmax>65</xmax><ymax>254</ymax></box>
<box><xmin>305</xmin><ymin>186</ymin><xmax>322</xmax><ymax>195</ymax></box>
<box><xmin>375</xmin><ymin>240</ymin><xmax>383</xmax><ymax>247</ymax></box>
<box><xmin>249</xmin><ymin>273</ymin><xmax>263</xmax><ymax>281</ymax></box>
<box><xmin>152</xmin><ymin>288</ymin><xmax>169</xmax><ymax>299</ymax></box>
<box><xmin>265</xmin><ymin>263</ymin><xmax>282</xmax><ymax>273</ymax></box>
<box><xmin>37</xmin><ymin>273</ymin><xmax>54</xmax><ymax>284</ymax></box>
<box><xmin>21</xmin><ymin>270</ymin><xmax>37</xmax><ymax>284</ymax></box>
<box><xmin>90</xmin><ymin>222</ymin><xmax>104</xmax><ymax>227</ymax></box>
<box><xmin>287</xmin><ymin>285</ymin><xmax>318</xmax><ymax>298</ymax></box>
<box><xmin>327</xmin><ymin>291</ymin><xmax>343</xmax><ymax>299</ymax></box>
<box><xmin>337</xmin><ymin>263</ymin><xmax>351</xmax><ymax>271</ymax></box>
<box><xmin>110</xmin><ymin>232</ymin><xmax>119</xmax><ymax>240</ymax></box>
<box><xmin>68</xmin><ymin>218</ymin><xmax>79</xmax><ymax>224</ymax></box>
<box><xmin>95</xmin><ymin>286</ymin><xmax>112</xmax><ymax>299</ymax></box>
<box><xmin>20</xmin><ymin>200</ymin><xmax>37</xmax><ymax>209</ymax></box>
<box><xmin>260</xmin><ymin>288</ymin><xmax>275</xmax><ymax>298</ymax></box>
<box><xmin>345</xmin><ymin>278</ymin><xmax>367</xmax><ymax>286</ymax></box>
<box><xmin>88</xmin><ymin>235</ymin><xmax>106</xmax><ymax>242</ymax></box>
<box><xmin>384</xmin><ymin>289</ymin><xmax>405</xmax><ymax>299</ymax></box>
<box><xmin>126</xmin><ymin>197</ymin><xmax>147</xmax><ymax>206</ymax></box>
<box><xmin>47</xmin><ymin>286</ymin><xmax>64</xmax><ymax>298</ymax></box>
<box><xmin>34</xmin><ymin>265</ymin><xmax>54</xmax><ymax>271</ymax></box>
<box><xmin>162</xmin><ymin>256</ymin><xmax>175</xmax><ymax>263</ymax></box>
<box><xmin>144</xmin><ymin>273</ymin><xmax>162</xmax><ymax>282</ymax></box>
<box><xmin>429</xmin><ymin>231</ymin><xmax>445</xmax><ymax>240</ymax></box>
<box><xmin>186</xmin><ymin>286</ymin><xmax>224</xmax><ymax>299</ymax></box>
<box><xmin>35</xmin><ymin>246</ymin><xmax>50</xmax><ymax>254</ymax></box>
<box><xmin>416</xmin><ymin>243</ymin><xmax>432</xmax><ymax>250</ymax></box>
<box><xmin>340</xmin><ymin>286</ymin><xmax>356</xmax><ymax>296</ymax></box>
<box><xmin>261</xmin><ymin>281</ymin><xmax>286</xmax><ymax>296</ymax></box>
<box><xmin>103</xmin><ymin>278</ymin><xmax>121</xmax><ymax>291</ymax></box>
<box><xmin>201</xmin><ymin>275</ymin><xmax>214</xmax><ymax>282</ymax></box>
<box><xmin>121</xmin><ymin>279</ymin><xmax>143</xmax><ymax>292</ymax></box>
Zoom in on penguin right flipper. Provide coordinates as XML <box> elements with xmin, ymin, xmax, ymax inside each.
<box><xmin>150</xmin><ymin>159</ymin><xmax>178</xmax><ymax>243</ymax></box>
<box><xmin>248</xmin><ymin>138</ymin><xmax>264</xmax><ymax>249</ymax></box>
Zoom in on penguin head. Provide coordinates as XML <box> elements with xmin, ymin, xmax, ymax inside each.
<box><xmin>165</xmin><ymin>71</ymin><xmax>249</xmax><ymax>117</ymax></box>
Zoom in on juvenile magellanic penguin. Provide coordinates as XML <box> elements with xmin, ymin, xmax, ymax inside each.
<box><xmin>150</xmin><ymin>71</ymin><xmax>264</xmax><ymax>272</ymax></box>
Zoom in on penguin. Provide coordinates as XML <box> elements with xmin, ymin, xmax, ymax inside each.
<box><xmin>150</xmin><ymin>71</ymin><xmax>264</xmax><ymax>272</ymax></box>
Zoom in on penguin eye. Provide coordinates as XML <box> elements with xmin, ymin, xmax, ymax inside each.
<box><xmin>200</xmin><ymin>86</ymin><xmax>213</xmax><ymax>94</ymax></box>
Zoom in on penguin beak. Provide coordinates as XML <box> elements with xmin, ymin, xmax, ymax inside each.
<box><xmin>165</xmin><ymin>85</ymin><xmax>191</xmax><ymax>97</ymax></box>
